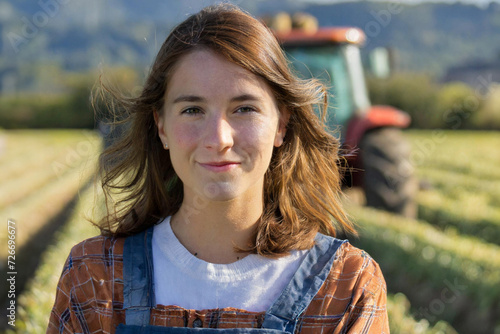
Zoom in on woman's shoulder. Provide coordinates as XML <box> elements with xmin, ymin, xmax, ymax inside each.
<box><xmin>71</xmin><ymin>234</ymin><xmax>125</xmax><ymax>256</ymax></box>
<box><xmin>336</xmin><ymin>240</ymin><xmax>380</xmax><ymax>269</ymax></box>
<box><xmin>62</xmin><ymin>234</ymin><xmax>126</xmax><ymax>273</ymax></box>
<box><xmin>322</xmin><ymin>236</ymin><xmax>387</xmax><ymax>295</ymax></box>
<box><xmin>49</xmin><ymin>235</ymin><xmax>128</xmax><ymax>333</ymax></box>
<box><xmin>303</xmin><ymin>236</ymin><xmax>388</xmax><ymax>331</ymax></box>
<box><xmin>55</xmin><ymin>234</ymin><xmax>127</xmax><ymax>306</ymax></box>
<box><xmin>316</xmin><ymin>234</ymin><xmax>382</xmax><ymax>273</ymax></box>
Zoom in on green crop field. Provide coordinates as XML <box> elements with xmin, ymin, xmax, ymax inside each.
<box><xmin>1</xmin><ymin>129</ymin><xmax>498</xmax><ymax>334</ymax></box>
<box><xmin>350</xmin><ymin>130</ymin><xmax>500</xmax><ymax>334</ymax></box>
<box><xmin>0</xmin><ymin>130</ymin><xmax>101</xmax><ymax>334</ymax></box>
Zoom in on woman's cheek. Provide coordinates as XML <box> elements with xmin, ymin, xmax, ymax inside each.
<box><xmin>171</xmin><ymin>124</ymin><xmax>199</xmax><ymax>148</ymax></box>
<box><xmin>250</xmin><ymin>121</ymin><xmax>279</xmax><ymax>148</ymax></box>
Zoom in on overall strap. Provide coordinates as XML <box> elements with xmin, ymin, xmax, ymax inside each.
<box><xmin>123</xmin><ymin>226</ymin><xmax>156</xmax><ymax>326</ymax></box>
<box><xmin>262</xmin><ymin>234</ymin><xmax>346</xmax><ymax>334</ymax></box>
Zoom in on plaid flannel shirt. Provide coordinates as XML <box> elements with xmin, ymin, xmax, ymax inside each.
<box><xmin>47</xmin><ymin>235</ymin><xmax>389</xmax><ymax>333</ymax></box>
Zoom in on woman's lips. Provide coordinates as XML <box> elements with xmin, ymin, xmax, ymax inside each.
<box><xmin>199</xmin><ymin>161</ymin><xmax>240</xmax><ymax>172</ymax></box>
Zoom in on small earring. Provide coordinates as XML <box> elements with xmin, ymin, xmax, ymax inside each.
<box><xmin>164</xmin><ymin>143</ymin><xmax>169</xmax><ymax>149</ymax></box>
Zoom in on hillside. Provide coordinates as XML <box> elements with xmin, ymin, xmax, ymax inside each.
<box><xmin>1</xmin><ymin>0</ymin><xmax>500</xmax><ymax>92</ymax></box>
<box><xmin>303</xmin><ymin>2</ymin><xmax>500</xmax><ymax>74</ymax></box>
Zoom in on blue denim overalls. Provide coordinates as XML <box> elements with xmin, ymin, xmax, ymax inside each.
<box><xmin>116</xmin><ymin>227</ymin><xmax>346</xmax><ymax>334</ymax></box>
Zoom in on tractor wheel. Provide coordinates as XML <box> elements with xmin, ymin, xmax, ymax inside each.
<box><xmin>359</xmin><ymin>127</ymin><xmax>417</xmax><ymax>218</ymax></box>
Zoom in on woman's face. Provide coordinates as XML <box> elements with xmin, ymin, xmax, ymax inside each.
<box><xmin>155</xmin><ymin>49</ymin><xmax>288</xmax><ymax>204</ymax></box>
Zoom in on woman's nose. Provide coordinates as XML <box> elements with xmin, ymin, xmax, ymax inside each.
<box><xmin>203</xmin><ymin>114</ymin><xmax>234</xmax><ymax>151</ymax></box>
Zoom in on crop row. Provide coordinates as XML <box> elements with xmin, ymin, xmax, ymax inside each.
<box><xmin>416</xmin><ymin>167</ymin><xmax>500</xmax><ymax>207</ymax></box>
<box><xmin>404</xmin><ymin>130</ymin><xmax>500</xmax><ymax>180</ymax></box>
<box><xmin>417</xmin><ymin>189</ymin><xmax>500</xmax><ymax>246</ymax></box>
<box><xmin>347</xmin><ymin>203</ymin><xmax>500</xmax><ymax>333</ymax></box>
<box><xmin>0</xmin><ymin>138</ymin><xmax>89</xmax><ymax>185</ymax></box>
<box><xmin>0</xmin><ymin>132</ymin><xmax>101</xmax><ymax>263</ymax></box>
<box><xmin>387</xmin><ymin>293</ymin><xmax>457</xmax><ymax>334</ymax></box>
<box><xmin>9</xmin><ymin>184</ymin><xmax>454</xmax><ymax>334</ymax></box>
<box><xmin>0</xmin><ymin>158</ymin><xmax>98</xmax><ymax>264</ymax></box>
<box><xmin>0</xmin><ymin>150</ymin><xmax>98</xmax><ymax>210</ymax></box>
<box><xmin>0</xmin><ymin>130</ymin><xmax>98</xmax><ymax>188</ymax></box>
<box><xmin>7</xmin><ymin>184</ymin><xmax>100</xmax><ymax>334</ymax></box>
<box><xmin>0</xmin><ymin>131</ymin><xmax>50</xmax><ymax>164</ymax></box>
<box><xmin>0</xmin><ymin>130</ymin><xmax>93</xmax><ymax>164</ymax></box>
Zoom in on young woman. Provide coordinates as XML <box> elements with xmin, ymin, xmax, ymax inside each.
<box><xmin>48</xmin><ymin>5</ymin><xmax>389</xmax><ymax>333</ymax></box>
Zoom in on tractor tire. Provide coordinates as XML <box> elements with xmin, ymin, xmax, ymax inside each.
<box><xmin>359</xmin><ymin>127</ymin><xmax>417</xmax><ymax>218</ymax></box>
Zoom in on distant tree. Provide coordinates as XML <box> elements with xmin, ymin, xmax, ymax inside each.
<box><xmin>437</xmin><ymin>82</ymin><xmax>481</xmax><ymax>130</ymax></box>
<box><xmin>367</xmin><ymin>73</ymin><xmax>440</xmax><ymax>128</ymax></box>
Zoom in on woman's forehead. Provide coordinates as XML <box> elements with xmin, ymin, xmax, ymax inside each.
<box><xmin>165</xmin><ymin>49</ymin><xmax>276</xmax><ymax>103</ymax></box>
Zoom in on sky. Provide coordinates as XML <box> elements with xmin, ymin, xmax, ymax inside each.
<box><xmin>302</xmin><ymin>0</ymin><xmax>499</xmax><ymax>8</ymax></box>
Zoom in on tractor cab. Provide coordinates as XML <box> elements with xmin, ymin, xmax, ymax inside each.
<box><xmin>271</xmin><ymin>17</ymin><xmax>416</xmax><ymax>218</ymax></box>
<box><xmin>276</xmin><ymin>27</ymin><xmax>371</xmax><ymax>141</ymax></box>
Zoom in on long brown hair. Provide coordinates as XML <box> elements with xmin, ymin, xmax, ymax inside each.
<box><xmin>95</xmin><ymin>4</ymin><xmax>356</xmax><ymax>256</ymax></box>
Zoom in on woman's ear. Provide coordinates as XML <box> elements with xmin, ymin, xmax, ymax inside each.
<box><xmin>274</xmin><ymin>108</ymin><xmax>290</xmax><ymax>147</ymax></box>
<box><xmin>154</xmin><ymin>109</ymin><xmax>169</xmax><ymax>150</ymax></box>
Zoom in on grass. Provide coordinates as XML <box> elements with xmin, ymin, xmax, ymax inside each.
<box><xmin>0</xmin><ymin>130</ymin><xmax>101</xmax><ymax>262</ymax></box>
<box><xmin>6</xmin><ymin>129</ymin><xmax>500</xmax><ymax>333</ymax></box>
<box><xmin>9</xmin><ymin>183</ymin><xmax>449</xmax><ymax>334</ymax></box>
<box><xmin>5</xmin><ymin>184</ymin><xmax>101</xmax><ymax>334</ymax></box>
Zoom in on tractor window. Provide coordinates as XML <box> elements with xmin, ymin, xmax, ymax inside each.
<box><xmin>284</xmin><ymin>46</ymin><xmax>354</xmax><ymax>138</ymax></box>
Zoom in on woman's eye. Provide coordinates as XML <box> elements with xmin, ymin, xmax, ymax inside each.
<box><xmin>181</xmin><ymin>107</ymin><xmax>202</xmax><ymax>115</ymax></box>
<box><xmin>236</xmin><ymin>106</ymin><xmax>256</xmax><ymax>113</ymax></box>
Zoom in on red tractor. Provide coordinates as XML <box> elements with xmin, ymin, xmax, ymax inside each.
<box><xmin>272</xmin><ymin>17</ymin><xmax>416</xmax><ymax>217</ymax></box>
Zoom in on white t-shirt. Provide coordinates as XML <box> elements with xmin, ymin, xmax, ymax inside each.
<box><xmin>152</xmin><ymin>217</ymin><xmax>309</xmax><ymax>312</ymax></box>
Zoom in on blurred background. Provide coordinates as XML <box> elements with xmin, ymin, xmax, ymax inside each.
<box><xmin>1</xmin><ymin>0</ymin><xmax>499</xmax><ymax>333</ymax></box>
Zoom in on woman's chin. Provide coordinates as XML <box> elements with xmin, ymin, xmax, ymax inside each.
<box><xmin>191</xmin><ymin>181</ymin><xmax>256</xmax><ymax>203</ymax></box>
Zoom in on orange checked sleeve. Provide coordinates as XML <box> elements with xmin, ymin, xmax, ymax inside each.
<box><xmin>300</xmin><ymin>242</ymin><xmax>389</xmax><ymax>334</ymax></box>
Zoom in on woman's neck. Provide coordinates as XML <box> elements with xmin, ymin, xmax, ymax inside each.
<box><xmin>170</xmin><ymin>196</ymin><xmax>263</xmax><ymax>264</ymax></box>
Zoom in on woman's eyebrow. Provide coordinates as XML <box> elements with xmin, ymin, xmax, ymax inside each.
<box><xmin>172</xmin><ymin>95</ymin><xmax>206</xmax><ymax>103</ymax></box>
<box><xmin>173</xmin><ymin>94</ymin><xmax>262</xmax><ymax>104</ymax></box>
<box><xmin>230</xmin><ymin>94</ymin><xmax>261</xmax><ymax>102</ymax></box>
